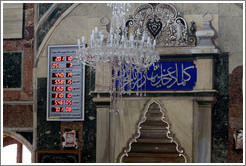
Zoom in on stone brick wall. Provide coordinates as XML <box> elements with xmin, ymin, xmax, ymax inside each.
<box><xmin>3</xmin><ymin>4</ymin><xmax>34</xmax><ymax>101</ymax></box>
<box><xmin>3</xmin><ymin>4</ymin><xmax>34</xmax><ymax>129</ymax></box>
<box><xmin>3</xmin><ymin>105</ymin><xmax>33</xmax><ymax>127</ymax></box>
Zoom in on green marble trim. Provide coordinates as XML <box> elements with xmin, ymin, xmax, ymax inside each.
<box><xmin>211</xmin><ymin>52</ymin><xmax>229</xmax><ymax>162</ymax></box>
<box><xmin>37</xmin><ymin>3</ymin><xmax>73</xmax><ymax>49</ymax></box>
<box><xmin>3</xmin><ymin>51</ymin><xmax>23</xmax><ymax>89</ymax></box>
<box><xmin>38</xmin><ymin>3</ymin><xmax>54</xmax><ymax>20</ymax></box>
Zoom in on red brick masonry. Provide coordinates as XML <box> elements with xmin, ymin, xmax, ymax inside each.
<box><xmin>3</xmin><ymin>4</ymin><xmax>34</xmax><ymax>128</ymax></box>
<box><xmin>228</xmin><ymin>65</ymin><xmax>243</xmax><ymax>163</ymax></box>
<box><xmin>3</xmin><ymin>4</ymin><xmax>34</xmax><ymax>101</ymax></box>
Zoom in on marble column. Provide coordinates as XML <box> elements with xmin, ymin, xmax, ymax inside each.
<box><xmin>193</xmin><ymin>101</ymin><xmax>212</xmax><ymax>162</ymax></box>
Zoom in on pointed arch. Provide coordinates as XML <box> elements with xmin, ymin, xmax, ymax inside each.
<box><xmin>117</xmin><ymin>99</ymin><xmax>188</xmax><ymax>163</ymax></box>
<box><xmin>34</xmin><ymin>3</ymin><xmax>79</xmax><ymax>67</ymax></box>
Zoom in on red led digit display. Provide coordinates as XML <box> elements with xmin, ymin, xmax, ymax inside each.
<box><xmin>53</xmin><ymin>56</ymin><xmax>65</xmax><ymax>61</ymax></box>
<box><xmin>65</xmin><ymin>107</ymin><xmax>72</xmax><ymax>112</ymax></box>
<box><xmin>52</xmin><ymin>93</ymin><xmax>64</xmax><ymax>98</ymax></box>
<box><xmin>52</xmin><ymin>63</ymin><xmax>59</xmax><ymax>68</ymax></box>
<box><xmin>52</xmin><ymin>86</ymin><xmax>64</xmax><ymax>91</ymax></box>
<box><xmin>52</xmin><ymin>73</ymin><xmax>64</xmax><ymax>78</ymax></box>
<box><xmin>66</xmin><ymin>63</ymin><xmax>73</xmax><ymax>68</ymax></box>
<box><xmin>66</xmin><ymin>86</ymin><xmax>72</xmax><ymax>91</ymax></box>
<box><xmin>66</xmin><ymin>79</ymin><xmax>72</xmax><ymax>84</ymax></box>
<box><xmin>52</xmin><ymin>107</ymin><xmax>64</xmax><ymax>112</ymax></box>
<box><xmin>65</xmin><ymin>100</ymin><xmax>72</xmax><ymax>105</ymax></box>
<box><xmin>66</xmin><ymin>93</ymin><xmax>72</xmax><ymax>98</ymax></box>
<box><xmin>48</xmin><ymin>46</ymin><xmax>85</xmax><ymax>121</ymax></box>
<box><xmin>52</xmin><ymin>79</ymin><xmax>64</xmax><ymax>85</ymax></box>
<box><xmin>66</xmin><ymin>72</ymin><xmax>72</xmax><ymax>77</ymax></box>
<box><xmin>67</xmin><ymin>56</ymin><xmax>73</xmax><ymax>61</ymax></box>
<box><xmin>52</xmin><ymin>100</ymin><xmax>63</xmax><ymax>105</ymax></box>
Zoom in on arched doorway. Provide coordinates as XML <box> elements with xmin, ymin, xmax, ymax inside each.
<box><xmin>2</xmin><ymin>130</ymin><xmax>33</xmax><ymax>164</ymax></box>
<box><xmin>3</xmin><ymin>136</ymin><xmax>31</xmax><ymax>164</ymax></box>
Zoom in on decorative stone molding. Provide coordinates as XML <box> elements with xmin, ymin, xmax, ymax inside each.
<box><xmin>3</xmin><ymin>130</ymin><xmax>33</xmax><ymax>152</ymax></box>
<box><xmin>195</xmin><ymin>11</ymin><xmax>216</xmax><ymax>48</ymax></box>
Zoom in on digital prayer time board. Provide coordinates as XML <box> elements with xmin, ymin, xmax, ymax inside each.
<box><xmin>47</xmin><ymin>45</ymin><xmax>85</xmax><ymax>121</ymax></box>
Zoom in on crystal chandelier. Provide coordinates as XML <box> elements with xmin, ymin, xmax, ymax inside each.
<box><xmin>76</xmin><ymin>3</ymin><xmax>160</xmax><ymax>96</ymax></box>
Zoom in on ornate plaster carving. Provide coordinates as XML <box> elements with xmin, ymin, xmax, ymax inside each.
<box><xmin>126</xmin><ymin>3</ymin><xmax>195</xmax><ymax>47</ymax></box>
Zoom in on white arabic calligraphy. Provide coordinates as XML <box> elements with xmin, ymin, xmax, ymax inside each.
<box><xmin>118</xmin><ymin>62</ymin><xmax>195</xmax><ymax>90</ymax></box>
<box><xmin>147</xmin><ymin>63</ymin><xmax>195</xmax><ymax>89</ymax></box>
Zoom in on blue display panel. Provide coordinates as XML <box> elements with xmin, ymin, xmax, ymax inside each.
<box><xmin>119</xmin><ymin>61</ymin><xmax>197</xmax><ymax>91</ymax></box>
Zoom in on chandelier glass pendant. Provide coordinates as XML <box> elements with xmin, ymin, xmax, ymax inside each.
<box><xmin>76</xmin><ymin>3</ymin><xmax>160</xmax><ymax>98</ymax></box>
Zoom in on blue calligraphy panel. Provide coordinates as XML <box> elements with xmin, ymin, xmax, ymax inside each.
<box><xmin>119</xmin><ymin>62</ymin><xmax>197</xmax><ymax>91</ymax></box>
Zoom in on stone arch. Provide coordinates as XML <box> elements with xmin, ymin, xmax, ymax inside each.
<box><xmin>34</xmin><ymin>3</ymin><xmax>79</xmax><ymax>67</ymax></box>
<box><xmin>3</xmin><ymin>130</ymin><xmax>33</xmax><ymax>152</ymax></box>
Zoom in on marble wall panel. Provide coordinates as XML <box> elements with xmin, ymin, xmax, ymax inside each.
<box><xmin>3</xmin><ymin>52</ymin><xmax>22</xmax><ymax>88</ymax></box>
<box><xmin>36</xmin><ymin>78</ymin><xmax>61</xmax><ymax>150</ymax></box>
<box><xmin>218</xmin><ymin>4</ymin><xmax>243</xmax><ymax>73</ymax></box>
<box><xmin>219</xmin><ymin>16</ymin><xmax>243</xmax><ymax>54</ymax></box>
<box><xmin>161</xmin><ymin>99</ymin><xmax>193</xmax><ymax>161</ymax></box>
<box><xmin>182</xmin><ymin>3</ymin><xmax>218</xmax><ymax>15</ymax></box>
<box><xmin>114</xmin><ymin>98</ymin><xmax>149</xmax><ymax>161</ymax></box>
<box><xmin>218</xmin><ymin>3</ymin><xmax>243</xmax><ymax>17</ymax></box>
<box><xmin>194</xmin><ymin>59</ymin><xmax>214</xmax><ymax>90</ymax></box>
<box><xmin>3</xmin><ymin>3</ymin><xmax>23</xmax><ymax>39</ymax></box>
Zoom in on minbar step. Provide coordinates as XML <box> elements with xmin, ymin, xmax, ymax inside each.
<box><xmin>141</xmin><ymin>120</ymin><xmax>168</xmax><ymax>127</ymax></box>
<box><xmin>140</xmin><ymin>128</ymin><xmax>168</xmax><ymax>133</ymax></box>
<box><xmin>127</xmin><ymin>152</ymin><xmax>181</xmax><ymax>158</ymax></box>
<box><xmin>137</xmin><ymin>137</ymin><xmax>172</xmax><ymax>144</ymax></box>
<box><xmin>140</xmin><ymin>125</ymin><xmax>168</xmax><ymax>130</ymax></box>
<box><xmin>122</xmin><ymin>154</ymin><xmax>185</xmax><ymax>163</ymax></box>
<box><xmin>140</xmin><ymin>131</ymin><xmax>174</xmax><ymax>138</ymax></box>
<box><xmin>130</xmin><ymin>142</ymin><xmax>177</xmax><ymax>153</ymax></box>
